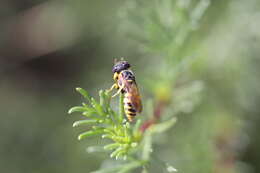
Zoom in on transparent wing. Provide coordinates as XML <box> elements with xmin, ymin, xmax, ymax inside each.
<box><xmin>125</xmin><ymin>81</ymin><xmax>142</xmax><ymax>113</ymax></box>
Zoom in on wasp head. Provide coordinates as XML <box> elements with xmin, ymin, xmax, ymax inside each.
<box><xmin>112</xmin><ymin>60</ymin><xmax>131</xmax><ymax>73</ymax></box>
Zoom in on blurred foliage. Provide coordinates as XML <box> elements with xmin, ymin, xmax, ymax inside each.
<box><xmin>1</xmin><ymin>0</ymin><xmax>260</xmax><ymax>173</ymax></box>
<box><xmin>69</xmin><ymin>0</ymin><xmax>211</xmax><ymax>172</ymax></box>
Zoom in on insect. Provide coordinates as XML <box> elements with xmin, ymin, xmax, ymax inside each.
<box><xmin>109</xmin><ymin>60</ymin><xmax>142</xmax><ymax>122</ymax></box>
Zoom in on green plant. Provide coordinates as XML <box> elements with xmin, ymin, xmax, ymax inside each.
<box><xmin>69</xmin><ymin>0</ymin><xmax>210</xmax><ymax>172</ymax></box>
<box><xmin>69</xmin><ymin>88</ymin><xmax>142</xmax><ymax>160</ymax></box>
<box><xmin>69</xmin><ymin>87</ymin><xmax>177</xmax><ymax>173</ymax></box>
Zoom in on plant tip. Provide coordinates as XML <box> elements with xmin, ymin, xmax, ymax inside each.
<box><xmin>131</xmin><ymin>142</ymin><xmax>138</xmax><ymax>147</ymax></box>
<box><xmin>78</xmin><ymin>136</ymin><xmax>82</xmax><ymax>140</ymax></box>
<box><xmin>123</xmin><ymin>155</ymin><xmax>127</xmax><ymax>160</ymax></box>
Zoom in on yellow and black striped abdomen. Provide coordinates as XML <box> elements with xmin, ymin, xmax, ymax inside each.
<box><xmin>123</xmin><ymin>93</ymin><xmax>137</xmax><ymax>122</ymax></box>
<box><xmin>117</xmin><ymin>70</ymin><xmax>142</xmax><ymax>122</ymax></box>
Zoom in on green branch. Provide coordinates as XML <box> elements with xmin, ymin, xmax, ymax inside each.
<box><xmin>68</xmin><ymin>88</ymin><xmax>141</xmax><ymax>162</ymax></box>
<box><xmin>68</xmin><ymin>0</ymin><xmax>210</xmax><ymax>172</ymax></box>
<box><xmin>119</xmin><ymin>93</ymin><xmax>124</xmax><ymax>123</ymax></box>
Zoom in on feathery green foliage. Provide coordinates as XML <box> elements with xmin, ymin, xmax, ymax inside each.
<box><xmin>69</xmin><ymin>0</ymin><xmax>211</xmax><ymax>172</ymax></box>
<box><xmin>69</xmin><ymin>86</ymin><xmax>179</xmax><ymax>172</ymax></box>
<box><xmin>69</xmin><ymin>88</ymin><xmax>142</xmax><ymax>160</ymax></box>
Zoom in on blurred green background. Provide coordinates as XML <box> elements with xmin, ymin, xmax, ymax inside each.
<box><xmin>0</xmin><ymin>0</ymin><xmax>260</xmax><ymax>172</ymax></box>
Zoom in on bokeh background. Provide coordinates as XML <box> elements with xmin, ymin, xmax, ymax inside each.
<box><xmin>0</xmin><ymin>0</ymin><xmax>260</xmax><ymax>172</ymax></box>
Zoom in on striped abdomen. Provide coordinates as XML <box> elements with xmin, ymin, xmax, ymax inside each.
<box><xmin>117</xmin><ymin>70</ymin><xmax>142</xmax><ymax>122</ymax></box>
<box><xmin>123</xmin><ymin>93</ymin><xmax>137</xmax><ymax>122</ymax></box>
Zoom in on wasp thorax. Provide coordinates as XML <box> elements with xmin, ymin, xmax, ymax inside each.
<box><xmin>112</xmin><ymin>61</ymin><xmax>131</xmax><ymax>73</ymax></box>
<box><xmin>121</xmin><ymin>70</ymin><xmax>135</xmax><ymax>80</ymax></box>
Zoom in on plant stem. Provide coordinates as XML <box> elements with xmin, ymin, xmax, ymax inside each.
<box><xmin>142</xmin><ymin>130</ymin><xmax>152</xmax><ymax>161</ymax></box>
<box><xmin>119</xmin><ymin>93</ymin><xmax>124</xmax><ymax>123</ymax></box>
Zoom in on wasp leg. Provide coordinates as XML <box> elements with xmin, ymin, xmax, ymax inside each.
<box><xmin>112</xmin><ymin>84</ymin><xmax>124</xmax><ymax>98</ymax></box>
<box><xmin>107</xmin><ymin>83</ymin><xmax>117</xmax><ymax>93</ymax></box>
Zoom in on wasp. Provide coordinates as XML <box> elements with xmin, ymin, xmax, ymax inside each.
<box><xmin>109</xmin><ymin>60</ymin><xmax>142</xmax><ymax>122</ymax></box>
